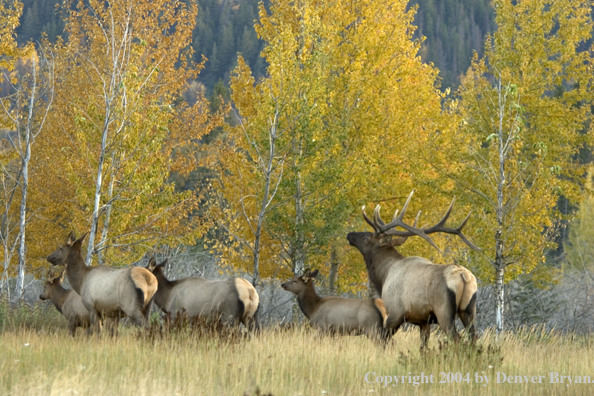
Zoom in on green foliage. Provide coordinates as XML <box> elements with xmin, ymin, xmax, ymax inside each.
<box><xmin>411</xmin><ymin>0</ymin><xmax>495</xmax><ymax>90</ymax></box>
<box><xmin>435</xmin><ymin>0</ymin><xmax>594</xmax><ymax>285</ymax></box>
<box><xmin>14</xmin><ymin>0</ymin><xmax>64</xmax><ymax>44</ymax></box>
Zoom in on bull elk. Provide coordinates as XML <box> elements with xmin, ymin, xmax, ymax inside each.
<box><xmin>347</xmin><ymin>191</ymin><xmax>479</xmax><ymax>348</ymax></box>
<box><xmin>39</xmin><ymin>268</ymin><xmax>91</xmax><ymax>336</ymax></box>
<box><xmin>47</xmin><ymin>232</ymin><xmax>158</xmax><ymax>332</ymax></box>
<box><xmin>147</xmin><ymin>258</ymin><xmax>260</xmax><ymax>329</ymax></box>
<box><xmin>281</xmin><ymin>268</ymin><xmax>388</xmax><ymax>340</ymax></box>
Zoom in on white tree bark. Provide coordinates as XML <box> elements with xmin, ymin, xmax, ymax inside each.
<box><xmin>1</xmin><ymin>51</ymin><xmax>54</xmax><ymax>300</ymax></box>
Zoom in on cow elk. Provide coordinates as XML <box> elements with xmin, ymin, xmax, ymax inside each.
<box><xmin>47</xmin><ymin>232</ymin><xmax>158</xmax><ymax>332</ymax></box>
<box><xmin>39</xmin><ymin>268</ymin><xmax>91</xmax><ymax>336</ymax></box>
<box><xmin>147</xmin><ymin>258</ymin><xmax>260</xmax><ymax>329</ymax></box>
<box><xmin>281</xmin><ymin>268</ymin><xmax>388</xmax><ymax>340</ymax></box>
<box><xmin>347</xmin><ymin>191</ymin><xmax>479</xmax><ymax>348</ymax></box>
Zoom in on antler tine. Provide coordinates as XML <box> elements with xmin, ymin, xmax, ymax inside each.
<box><xmin>392</xmin><ymin>209</ymin><xmax>399</xmax><ymax>222</ymax></box>
<box><xmin>362</xmin><ymin>206</ymin><xmax>379</xmax><ymax>233</ymax></box>
<box><xmin>413</xmin><ymin>210</ymin><xmax>421</xmax><ymax>227</ymax></box>
<box><xmin>396</xmin><ymin>190</ymin><xmax>414</xmax><ymax>221</ymax></box>
<box><xmin>366</xmin><ymin>192</ymin><xmax>479</xmax><ymax>252</ymax></box>
<box><xmin>434</xmin><ymin>197</ymin><xmax>455</xmax><ymax>227</ymax></box>
<box><xmin>376</xmin><ymin>201</ymin><xmax>442</xmax><ymax>252</ymax></box>
<box><xmin>423</xmin><ymin>206</ymin><xmax>480</xmax><ymax>251</ymax></box>
<box><xmin>455</xmin><ymin>212</ymin><xmax>481</xmax><ymax>251</ymax></box>
<box><xmin>373</xmin><ymin>205</ymin><xmax>385</xmax><ymax>229</ymax></box>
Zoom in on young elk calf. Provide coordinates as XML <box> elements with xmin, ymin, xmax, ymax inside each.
<box><xmin>281</xmin><ymin>269</ymin><xmax>388</xmax><ymax>340</ymax></box>
<box><xmin>39</xmin><ymin>269</ymin><xmax>90</xmax><ymax>336</ymax></box>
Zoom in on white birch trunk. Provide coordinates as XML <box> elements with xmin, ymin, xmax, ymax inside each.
<box><xmin>14</xmin><ymin>58</ymin><xmax>36</xmax><ymax>300</ymax></box>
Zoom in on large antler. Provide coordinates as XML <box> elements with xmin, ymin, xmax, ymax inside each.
<box><xmin>362</xmin><ymin>190</ymin><xmax>480</xmax><ymax>251</ymax></box>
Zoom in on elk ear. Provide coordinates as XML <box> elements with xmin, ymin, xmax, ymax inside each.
<box><xmin>58</xmin><ymin>269</ymin><xmax>66</xmax><ymax>283</ymax></box>
<box><xmin>310</xmin><ymin>269</ymin><xmax>319</xmax><ymax>279</ymax></box>
<box><xmin>378</xmin><ymin>235</ymin><xmax>392</xmax><ymax>247</ymax></box>
<box><xmin>158</xmin><ymin>259</ymin><xmax>168</xmax><ymax>268</ymax></box>
<box><xmin>46</xmin><ymin>267</ymin><xmax>53</xmax><ymax>281</ymax></box>
<box><xmin>389</xmin><ymin>236</ymin><xmax>407</xmax><ymax>247</ymax></box>
<box><xmin>66</xmin><ymin>231</ymin><xmax>77</xmax><ymax>246</ymax></box>
<box><xmin>302</xmin><ymin>268</ymin><xmax>311</xmax><ymax>282</ymax></box>
<box><xmin>72</xmin><ymin>232</ymin><xmax>88</xmax><ymax>250</ymax></box>
<box><xmin>147</xmin><ymin>257</ymin><xmax>156</xmax><ymax>271</ymax></box>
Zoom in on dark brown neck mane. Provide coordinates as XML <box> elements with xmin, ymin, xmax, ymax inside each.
<box><xmin>49</xmin><ymin>282</ymin><xmax>71</xmax><ymax>313</ymax></box>
<box><xmin>152</xmin><ymin>267</ymin><xmax>176</xmax><ymax>309</ymax></box>
<box><xmin>65</xmin><ymin>250</ymin><xmax>92</xmax><ymax>294</ymax></box>
<box><xmin>296</xmin><ymin>282</ymin><xmax>322</xmax><ymax>319</ymax></box>
<box><xmin>364</xmin><ymin>246</ymin><xmax>404</xmax><ymax>294</ymax></box>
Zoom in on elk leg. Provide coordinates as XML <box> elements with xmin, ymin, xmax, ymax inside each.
<box><xmin>106</xmin><ymin>316</ymin><xmax>120</xmax><ymax>337</ymax></box>
<box><xmin>128</xmin><ymin>310</ymin><xmax>146</xmax><ymax>327</ymax></box>
<box><xmin>143</xmin><ymin>297</ymin><xmax>155</xmax><ymax>327</ymax></box>
<box><xmin>89</xmin><ymin>309</ymin><xmax>102</xmax><ymax>334</ymax></box>
<box><xmin>383</xmin><ymin>314</ymin><xmax>404</xmax><ymax>342</ymax></box>
<box><xmin>68</xmin><ymin>318</ymin><xmax>77</xmax><ymax>337</ymax></box>
<box><xmin>434</xmin><ymin>288</ymin><xmax>461</xmax><ymax>341</ymax></box>
<box><xmin>419</xmin><ymin>323</ymin><xmax>431</xmax><ymax>349</ymax></box>
<box><xmin>458</xmin><ymin>309</ymin><xmax>476</xmax><ymax>342</ymax></box>
<box><xmin>434</xmin><ymin>311</ymin><xmax>460</xmax><ymax>342</ymax></box>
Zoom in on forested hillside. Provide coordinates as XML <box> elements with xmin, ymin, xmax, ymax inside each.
<box><xmin>411</xmin><ymin>0</ymin><xmax>495</xmax><ymax>89</ymax></box>
<box><xmin>14</xmin><ymin>0</ymin><xmax>494</xmax><ymax>92</ymax></box>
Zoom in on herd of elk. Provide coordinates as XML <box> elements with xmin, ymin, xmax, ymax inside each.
<box><xmin>47</xmin><ymin>232</ymin><xmax>158</xmax><ymax>332</ymax></box>
<box><xmin>281</xmin><ymin>268</ymin><xmax>388</xmax><ymax>340</ymax></box>
<box><xmin>43</xmin><ymin>191</ymin><xmax>478</xmax><ymax>346</ymax></box>
<box><xmin>147</xmin><ymin>257</ymin><xmax>260</xmax><ymax>329</ymax></box>
<box><xmin>347</xmin><ymin>190</ymin><xmax>478</xmax><ymax>348</ymax></box>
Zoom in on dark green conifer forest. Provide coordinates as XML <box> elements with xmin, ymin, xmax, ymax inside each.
<box><xmin>15</xmin><ymin>0</ymin><xmax>494</xmax><ymax>92</ymax></box>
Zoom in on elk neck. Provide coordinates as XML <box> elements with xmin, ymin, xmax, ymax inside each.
<box><xmin>65</xmin><ymin>250</ymin><xmax>91</xmax><ymax>294</ymax></box>
<box><xmin>48</xmin><ymin>283</ymin><xmax>71</xmax><ymax>314</ymax></box>
<box><xmin>152</xmin><ymin>267</ymin><xmax>176</xmax><ymax>309</ymax></box>
<box><xmin>364</xmin><ymin>246</ymin><xmax>405</xmax><ymax>294</ymax></box>
<box><xmin>296</xmin><ymin>281</ymin><xmax>322</xmax><ymax>319</ymax></box>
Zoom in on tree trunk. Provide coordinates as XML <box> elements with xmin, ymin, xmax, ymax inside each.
<box><xmin>14</xmin><ymin>142</ymin><xmax>30</xmax><ymax>300</ymax></box>
<box><xmin>251</xmin><ymin>109</ymin><xmax>279</xmax><ymax>287</ymax></box>
<box><xmin>14</xmin><ymin>58</ymin><xmax>36</xmax><ymax>301</ymax></box>
<box><xmin>495</xmin><ymin>237</ymin><xmax>505</xmax><ymax>333</ymax></box>
<box><xmin>97</xmin><ymin>171</ymin><xmax>116</xmax><ymax>265</ymax></box>
<box><xmin>494</xmin><ymin>76</ymin><xmax>506</xmax><ymax>333</ymax></box>
<box><xmin>85</xmin><ymin>120</ymin><xmax>109</xmax><ymax>266</ymax></box>
<box><xmin>293</xmin><ymin>169</ymin><xmax>305</xmax><ymax>275</ymax></box>
<box><xmin>329</xmin><ymin>245</ymin><xmax>338</xmax><ymax>294</ymax></box>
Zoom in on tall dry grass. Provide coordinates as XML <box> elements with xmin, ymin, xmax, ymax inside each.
<box><xmin>0</xmin><ymin>300</ymin><xmax>593</xmax><ymax>395</ymax></box>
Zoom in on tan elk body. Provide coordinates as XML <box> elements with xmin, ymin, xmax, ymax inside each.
<box><xmin>47</xmin><ymin>232</ymin><xmax>158</xmax><ymax>331</ymax></box>
<box><xmin>148</xmin><ymin>258</ymin><xmax>260</xmax><ymax>328</ymax></box>
<box><xmin>39</xmin><ymin>269</ymin><xmax>91</xmax><ymax>336</ymax></box>
<box><xmin>347</xmin><ymin>191</ymin><xmax>478</xmax><ymax>347</ymax></box>
<box><xmin>282</xmin><ymin>269</ymin><xmax>388</xmax><ymax>338</ymax></box>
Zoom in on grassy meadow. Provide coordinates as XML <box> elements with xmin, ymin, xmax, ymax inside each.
<box><xmin>1</xmin><ymin>300</ymin><xmax>593</xmax><ymax>396</ymax></box>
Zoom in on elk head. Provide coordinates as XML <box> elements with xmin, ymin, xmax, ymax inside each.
<box><xmin>281</xmin><ymin>268</ymin><xmax>319</xmax><ymax>295</ymax></box>
<box><xmin>47</xmin><ymin>231</ymin><xmax>88</xmax><ymax>266</ymax></box>
<box><xmin>39</xmin><ymin>267</ymin><xmax>66</xmax><ymax>300</ymax></box>
<box><xmin>347</xmin><ymin>190</ymin><xmax>479</xmax><ymax>256</ymax></box>
<box><xmin>147</xmin><ymin>257</ymin><xmax>167</xmax><ymax>275</ymax></box>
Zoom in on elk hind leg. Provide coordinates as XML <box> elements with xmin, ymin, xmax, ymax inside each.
<box><xmin>435</xmin><ymin>289</ymin><xmax>460</xmax><ymax>342</ymax></box>
<box><xmin>458</xmin><ymin>292</ymin><xmax>477</xmax><ymax>342</ymax></box>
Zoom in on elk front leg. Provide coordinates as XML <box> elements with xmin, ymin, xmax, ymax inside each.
<box><xmin>419</xmin><ymin>323</ymin><xmax>431</xmax><ymax>350</ymax></box>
